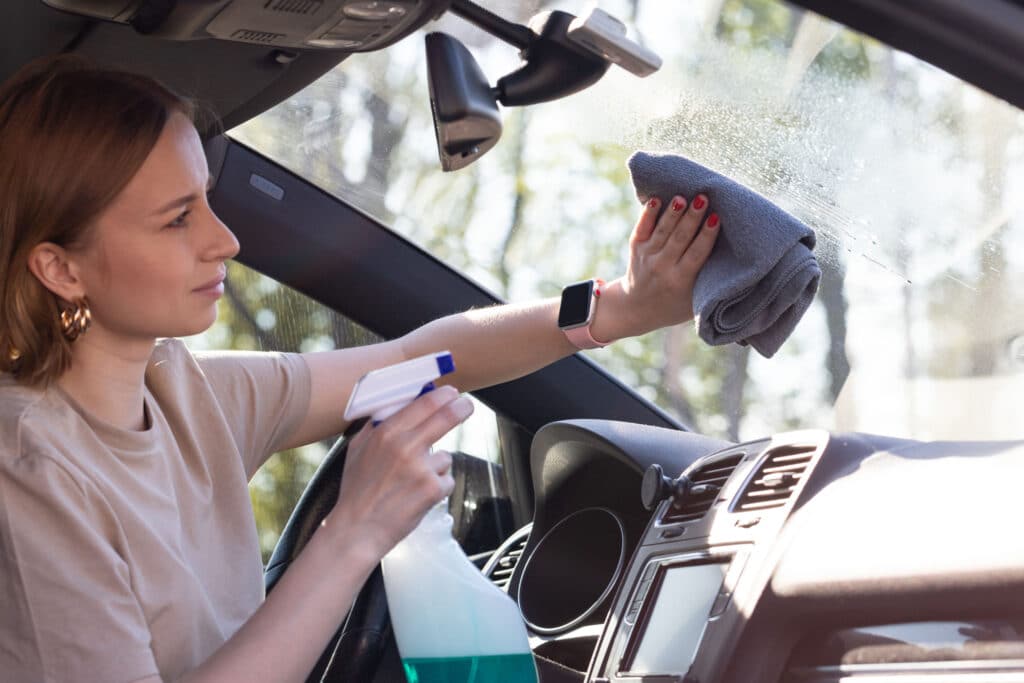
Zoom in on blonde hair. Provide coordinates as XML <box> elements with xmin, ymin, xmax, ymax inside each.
<box><xmin>0</xmin><ymin>55</ymin><xmax>195</xmax><ymax>385</ymax></box>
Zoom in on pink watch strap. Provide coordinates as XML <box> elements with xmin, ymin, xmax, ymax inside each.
<box><xmin>564</xmin><ymin>280</ymin><xmax>611</xmax><ymax>350</ymax></box>
<box><xmin>565</xmin><ymin>324</ymin><xmax>609</xmax><ymax>349</ymax></box>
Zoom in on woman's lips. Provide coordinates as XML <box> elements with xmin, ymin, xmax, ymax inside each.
<box><xmin>193</xmin><ymin>275</ymin><xmax>225</xmax><ymax>297</ymax></box>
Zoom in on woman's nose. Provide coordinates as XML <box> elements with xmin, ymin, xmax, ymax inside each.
<box><xmin>203</xmin><ymin>207</ymin><xmax>240</xmax><ymax>261</ymax></box>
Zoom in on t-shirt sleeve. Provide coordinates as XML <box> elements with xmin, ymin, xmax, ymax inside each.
<box><xmin>193</xmin><ymin>348</ymin><xmax>312</xmax><ymax>478</ymax></box>
<box><xmin>0</xmin><ymin>453</ymin><xmax>159</xmax><ymax>683</ymax></box>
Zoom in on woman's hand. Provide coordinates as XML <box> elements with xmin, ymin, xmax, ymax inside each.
<box><xmin>613</xmin><ymin>194</ymin><xmax>720</xmax><ymax>336</ymax></box>
<box><xmin>324</xmin><ymin>385</ymin><xmax>473</xmax><ymax>560</ymax></box>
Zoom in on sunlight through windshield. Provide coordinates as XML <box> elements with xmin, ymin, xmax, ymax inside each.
<box><xmin>234</xmin><ymin>0</ymin><xmax>1024</xmax><ymax>442</ymax></box>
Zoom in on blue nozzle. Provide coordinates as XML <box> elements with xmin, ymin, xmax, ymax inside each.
<box><xmin>436</xmin><ymin>353</ymin><xmax>455</xmax><ymax>376</ymax></box>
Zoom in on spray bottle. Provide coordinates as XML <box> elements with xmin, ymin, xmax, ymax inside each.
<box><xmin>344</xmin><ymin>351</ymin><xmax>538</xmax><ymax>683</ymax></box>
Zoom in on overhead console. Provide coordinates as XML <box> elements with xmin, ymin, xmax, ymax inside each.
<box><xmin>42</xmin><ymin>0</ymin><xmax>450</xmax><ymax>50</ymax></box>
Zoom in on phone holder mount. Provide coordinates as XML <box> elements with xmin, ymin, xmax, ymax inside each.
<box><xmin>428</xmin><ymin>0</ymin><xmax>661</xmax><ymax>171</ymax></box>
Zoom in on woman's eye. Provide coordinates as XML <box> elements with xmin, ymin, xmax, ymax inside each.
<box><xmin>168</xmin><ymin>209</ymin><xmax>191</xmax><ymax>228</ymax></box>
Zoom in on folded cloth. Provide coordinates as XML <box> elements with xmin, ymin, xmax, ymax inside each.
<box><xmin>627</xmin><ymin>151</ymin><xmax>821</xmax><ymax>358</ymax></box>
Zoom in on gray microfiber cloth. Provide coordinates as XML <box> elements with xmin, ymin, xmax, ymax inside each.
<box><xmin>628</xmin><ymin>151</ymin><xmax>820</xmax><ymax>358</ymax></box>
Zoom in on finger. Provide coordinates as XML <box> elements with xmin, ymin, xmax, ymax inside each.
<box><xmin>381</xmin><ymin>384</ymin><xmax>461</xmax><ymax>431</ymax></box>
<box><xmin>426</xmin><ymin>449</ymin><xmax>453</xmax><ymax>476</ymax></box>
<box><xmin>442</xmin><ymin>472</ymin><xmax>456</xmax><ymax>497</ymax></box>
<box><xmin>662</xmin><ymin>194</ymin><xmax>708</xmax><ymax>263</ymax></box>
<box><xmin>644</xmin><ymin>195</ymin><xmax>687</xmax><ymax>252</ymax></box>
<box><xmin>347</xmin><ymin>418</ymin><xmax>374</xmax><ymax>450</ymax></box>
<box><xmin>663</xmin><ymin>194</ymin><xmax>708</xmax><ymax>261</ymax></box>
<box><xmin>378</xmin><ymin>385</ymin><xmax>473</xmax><ymax>453</ymax></box>
<box><xmin>412</xmin><ymin>452</ymin><xmax>456</xmax><ymax>506</ymax></box>
<box><xmin>436</xmin><ymin>472</ymin><xmax>456</xmax><ymax>500</ymax></box>
<box><xmin>679</xmin><ymin>212</ymin><xmax>720</xmax><ymax>272</ymax></box>
<box><xmin>407</xmin><ymin>394</ymin><xmax>474</xmax><ymax>448</ymax></box>
<box><xmin>630</xmin><ymin>197</ymin><xmax>661</xmax><ymax>245</ymax></box>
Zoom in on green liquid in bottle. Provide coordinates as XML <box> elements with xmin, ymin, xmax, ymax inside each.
<box><xmin>402</xmin><ymin>652</ymin><xmax>537</xmax><ymax>683</ymax></box>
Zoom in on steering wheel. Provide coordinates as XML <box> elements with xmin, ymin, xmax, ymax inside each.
<box><xmin>263</xmin><ymin>428</ymin><xmax>400</xmax><ymax>683</ymax></box>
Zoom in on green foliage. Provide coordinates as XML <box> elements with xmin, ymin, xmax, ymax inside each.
<box><xmin>250</xmin><ymin>449</ymin><xmax>319</xmax><ymax>563</ymax></box>
<box><xmin>718</xmin><ymin>0</ymin><xmax>795</xmax><ymax>51</ymax></box>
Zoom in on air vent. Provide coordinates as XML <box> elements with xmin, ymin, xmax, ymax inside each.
<box><xmin>662</xmin><ymin>453</ymin><xmax>744</xmax><ymax>524</ymax></box>
<box><xmin>231</xmin><ymin>29</ymin><xmax>286</xmax><ymax>43</ymax></box>
<box><xmin>482</xmin><ymin>525</ymin><xmax>532</xmax><ymax>591</ymax></box>
<box><xmin>733</xmin><ymin>445</ymin><xmax>816</xmax><ymax>512</ymax></box>
<box><xmin>265</xmin><ymin>0</ymin><xmax>322</xmax><ymax>14</ymax></box>
<box><xmin>488</xmin><ymin>535</ymin><xmax>527</xmax><ymax>590</ymax></box>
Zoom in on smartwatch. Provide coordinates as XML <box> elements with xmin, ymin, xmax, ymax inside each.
<box><xmin>558</xmin><ymin>279</ymin><xmax>610</xmax><ymax>349</ymax></box>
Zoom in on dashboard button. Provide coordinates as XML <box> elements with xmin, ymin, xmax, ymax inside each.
<box><xmin>659</xmin><ymin>526</ymin><xmax>685</xmax><ymax>539</ymax></box>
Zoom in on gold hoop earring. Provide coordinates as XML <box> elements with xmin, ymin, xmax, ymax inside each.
<box><xmin>60</xmin><ymin>297</ymin><xmax>92</xmax><ymax>342</ymax></box>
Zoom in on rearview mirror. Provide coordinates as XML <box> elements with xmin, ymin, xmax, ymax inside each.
<box><xmin>425</xmin><ymin>32</ymin><xmax>502</xmax><ymax>172</ymax></box>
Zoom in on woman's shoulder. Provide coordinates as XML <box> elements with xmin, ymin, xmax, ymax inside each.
<box><xmin>152</xmin><ymin>336</ymin><xmax>192</xmax><ymax>363</ymax></box>
<box><xmin>149</xmin><ymin>336</ymin><xmax>262</xmax><ymax>377</ymax></box>
<box><xmin>0</xmin><ymin>374</ymin><xmax>81</xmax><ymax>471</ymax></box>
<box><xmin>0</xmin><ymin>372</ymin><xmax>43</xmax><ymax>408</ymax></box>
<box><xmin>150</xmin><ymin>337</ymin><xmax>302</xmax><ymax>390</ymax></box>
<box><xmin>145</xmin><ymin>338</ymin><xmax>207</xmax><ymax>388</ymax></box>
<box><xmin>0</xmin><ymin>374</ymin><xmax>51</xmax><ymax>446</ymax></box>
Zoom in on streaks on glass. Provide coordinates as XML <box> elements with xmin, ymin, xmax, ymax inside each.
<box><xmin>942</xmin><ymin>273</ymin><xmax>978</xmax><ymax>293</ymax></box>
<box><xmin>627</xmin><ymin>29</ymin><xmax>1018</xmax><ymax>293</ymax></box>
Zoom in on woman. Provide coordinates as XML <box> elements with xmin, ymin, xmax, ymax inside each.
<box><xmin>0</xmin><ymin>55</ymin><xmax>720</xmax><ymax>682</ymax></box>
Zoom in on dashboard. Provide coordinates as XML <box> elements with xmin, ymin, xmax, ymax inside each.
<box><xmin>505</xmin><ymin>420</ymin><xmax>1024</xmax><ymax>683</ymax></box>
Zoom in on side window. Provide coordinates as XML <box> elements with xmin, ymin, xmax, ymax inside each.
<box><xmin>435</xmin><ymin>409</ymin><xmax>516</xmax><ymax>562</ymax></box>
<box><xmin>186</xmin><ymin>261</ymin><xmax>514</xmax><ymax>562</ymax></box>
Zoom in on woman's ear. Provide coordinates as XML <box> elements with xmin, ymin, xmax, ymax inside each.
<box><xmin>26</xmin><ymin>242</ymin><xmax>85</xmax><ymax>303</ymax></box>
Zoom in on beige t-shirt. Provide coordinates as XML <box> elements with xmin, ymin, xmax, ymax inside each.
<box><xmin>0</xmin><ymin>338</ymin><xmax>311</xmax><ymax>682</ymax></box>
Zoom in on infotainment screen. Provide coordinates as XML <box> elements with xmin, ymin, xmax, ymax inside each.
<box><xmin>625</xmin><ymin>562</ymin><xmax>728</xmax><ymax>675</ymax></box>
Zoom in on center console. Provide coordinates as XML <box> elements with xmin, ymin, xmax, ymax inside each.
<box><xmin>587</xmin><ymin>430</ymin><xmax>829</xmax><ymax>683</ymax></box>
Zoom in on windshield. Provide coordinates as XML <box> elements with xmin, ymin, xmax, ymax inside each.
<box><xmin>233</xmin><ymin>0</ymin><xmax>1024</xmax><ymax>442</ymax></box>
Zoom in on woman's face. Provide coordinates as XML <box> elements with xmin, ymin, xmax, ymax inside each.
<box><xmin>70</xmin><ymin>111</ymin><xmax>239</xmax><ymax>343</ymax></box>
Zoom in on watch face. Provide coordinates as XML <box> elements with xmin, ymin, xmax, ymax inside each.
<box><xmin>558</xmin><ymin>280</ymin><xmax>595</xmax><ymax>328</ymax></box>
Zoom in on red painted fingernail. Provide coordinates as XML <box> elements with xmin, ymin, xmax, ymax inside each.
<box><xmin>648</xmin><ymin>197</ymin><xmax>659</xmax><ymax>209</ymax></box>
<box><xmin>707</xmin><ymin>213</ymin><xmax>719</xmax><ymax>228</ymax></box>
<box><xmin>693</xmin><ymin>196</ymin><xmax>706</xmax><ymax>210</ymax></box>
<box><xmin>671</xmin><ymin>197</ymin><xmax>686</xmax><ymax>212</ymax></box>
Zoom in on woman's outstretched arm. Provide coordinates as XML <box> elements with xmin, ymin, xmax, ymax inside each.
<box><xmin>285</xmin><ymin>193</ymin><xmax>718</xmax><ymax>450</ymax></box>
